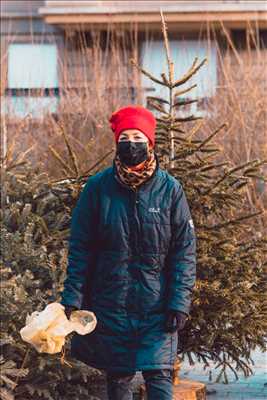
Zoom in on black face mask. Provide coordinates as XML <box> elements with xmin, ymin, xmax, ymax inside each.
<box><xmin>116</xmin><ymin>141</ymin><xmax>148</xmax><ymax>166</ymax></box>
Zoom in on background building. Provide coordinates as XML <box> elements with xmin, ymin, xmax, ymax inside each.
<box><xmin>1</xmin><ymin>0</ymin><xmax>267</xmax><ymax>117</ymax></box>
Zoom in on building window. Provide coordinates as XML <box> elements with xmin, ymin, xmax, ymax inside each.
<box><xmin>140</xmin><ymin>39</ymin><xmax>217</xmax><ymax>117</ymax></box>
<box><xmin>2</xmin><ymin>43</ymin><xmax>59</xmax><ymax>118</ymax></box>
<box><xmin>231</xmin><ymin>29</ymin><xmax>267</xmax><ymax>50</ymax></box>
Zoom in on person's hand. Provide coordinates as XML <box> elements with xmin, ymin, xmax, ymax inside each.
<box><xmin>64</xmin><ymin>305</ymin><xmax>78</xmax><ymax>320</ymax></box>
<box><xmin>165</xmin><ymin>309</ymin><xmax>188</xmax><ymax>333</ymax></box>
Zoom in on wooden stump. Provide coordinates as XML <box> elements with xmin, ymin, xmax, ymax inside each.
<box><xmin>138</xmin><ymin>379</ymin><xmax>206</xmax><ymax>400</ymax></box>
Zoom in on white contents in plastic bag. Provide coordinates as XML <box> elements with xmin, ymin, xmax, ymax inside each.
<box><xmin>20</xmin><ymin>302</ymin><xmax>97</xmax><ymax>354</ymax></box>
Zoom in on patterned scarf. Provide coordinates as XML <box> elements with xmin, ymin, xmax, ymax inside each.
<box><xmin>114</xmin><ymin>147</ymin><xmax>157</xmax><ymax>189</ymax></box>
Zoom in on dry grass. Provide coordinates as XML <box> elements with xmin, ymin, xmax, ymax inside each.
<box><xmin>1</xmin><ymin>25</ymin><xmax>144</xmax><ymax>178</ymax></box>
<box><xmin>1</xmin><ymin>22</ymin><xmax>266</xmax><ymax>217</ymax></box>
<box><xmin>201</xmin><ymin>22</ymin><xmax>267</xmax><ymax>225</ymax></box>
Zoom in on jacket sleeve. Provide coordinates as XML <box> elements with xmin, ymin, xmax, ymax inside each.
<box><xmin>59</xmin><ymin>175</ymin><xmax>98</xmax><ymax>309</ymax></box>
<box><xmin>166</xmin><ymin>180</ymin><xmax>197</xmax><ymax>317</ymax></box>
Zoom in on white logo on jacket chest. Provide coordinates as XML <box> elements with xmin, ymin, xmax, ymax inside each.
<box><xmin>148</xmin><ymin>207</ymin><xmax>160</xmax><ymax>213</ymax></box>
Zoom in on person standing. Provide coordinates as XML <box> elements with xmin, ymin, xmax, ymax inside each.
<box><xmin>60</xmin><ymin>105</ymin><xmax>197</xmax><ymax>399</ymax></box>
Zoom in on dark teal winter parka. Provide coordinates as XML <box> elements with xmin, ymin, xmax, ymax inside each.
<box><xmin>60</xmin><ymin>152</ymin><xmax>196</xmax><ymax>372</ymax></box>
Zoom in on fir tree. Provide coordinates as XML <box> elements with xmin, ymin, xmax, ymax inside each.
<box><xmin>130</xmin><ymin>10</ymin><xmax>267</xmax><ymax>383</ymax></box>
<box><xmin>0</xmin><ymin>148</ymin><xmax>104</xmax><ymax>399</ymax></box>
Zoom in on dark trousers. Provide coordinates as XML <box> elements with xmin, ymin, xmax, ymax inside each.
<box><xmin>106</xmin><ymin>369</ymin><xmax>173</xmax><ymax>400</ymax></box>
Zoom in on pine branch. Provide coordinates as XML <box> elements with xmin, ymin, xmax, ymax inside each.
<box><xmin>173</xmin><ymin>99</ymin><xmax>198</xmax><ymax>108</ymax></box>
<box><xmin>55</xmin><ymin>123</ymin><xmax>80</xmax><ymax>177</ymax></box>
<box><xmin>48</xmin><ymin>146</ymin><xmax>75</xmax><ymax>176</ymax></box>
<box><xmin>173</xmin><ymin>57</ymin><xmax>208</xmax><ymax>88</ymax></box>
<box><xmin>203</xmin><ymin>211</ymin><xmax>263</xmax><ymax>230</ymax></box>
<box><xmin>174</xmin><ymin>115</ymin><xmax>203</xmax><ymax>123</ymax></box>
<box><xmin>174</xmin><ymin>84</ymin><xmax>198</xmax><ymax>98</ymax></box>
<box><xmin>195</xmin><ymin>123</ymin><xmax>227</xmax><ymax>151</ymax></box>
<box><xmin>204</xmin><ymin>158</ymin><xmax>265</xmax><ymax>195</ymax></box>
<box><xmin>130</xmin><ymin>58</ymin><xmax>168</xmax><ymax>87</ymax></box>
<box><xmin>146</xmin><ymin>96</ymin><xmax>170</xmax><ymax>105</ymax></box>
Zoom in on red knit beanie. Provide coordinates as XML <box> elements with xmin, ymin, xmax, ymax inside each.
<box><xmin>109</xmin><ymin>105</ymin><xmax>156</xmax><ymax>147</ymax></box>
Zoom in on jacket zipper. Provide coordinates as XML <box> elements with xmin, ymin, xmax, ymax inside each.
<box><xmin>114</xmin><ymin>173</ymin><xmax>141</xmax><ymax>254</ymax></box>
<box><xmin>132</xmin><ymin>184</ymin><xmax>141</xmax><ymax>255</ymax></box>
<box><xmin>132</xmin><ymin>184</ymin><xmax>141</xmax><ymax>316</ymax></box>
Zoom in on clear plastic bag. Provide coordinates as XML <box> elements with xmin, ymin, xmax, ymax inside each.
<box><xmin>19</xmin><ymin>302</ymin><xmax>97</xmax><ymax>354</ymax></box>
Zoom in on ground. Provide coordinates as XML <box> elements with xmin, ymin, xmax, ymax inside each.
<box><xmin>84</xmin><ymin>347</ymin><xmax>267</xmax><ymax>399</ymax></box>
<box><xmin>177</xmin><ymin>347</ymin><xmax>267</xmax><ymax>400</ymax></box>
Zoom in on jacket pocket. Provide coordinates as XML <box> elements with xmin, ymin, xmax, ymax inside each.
<box><xmin>138</xmin><ymin>274</ymin><xmax>167</xmax><ymax>312</ymax></box>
